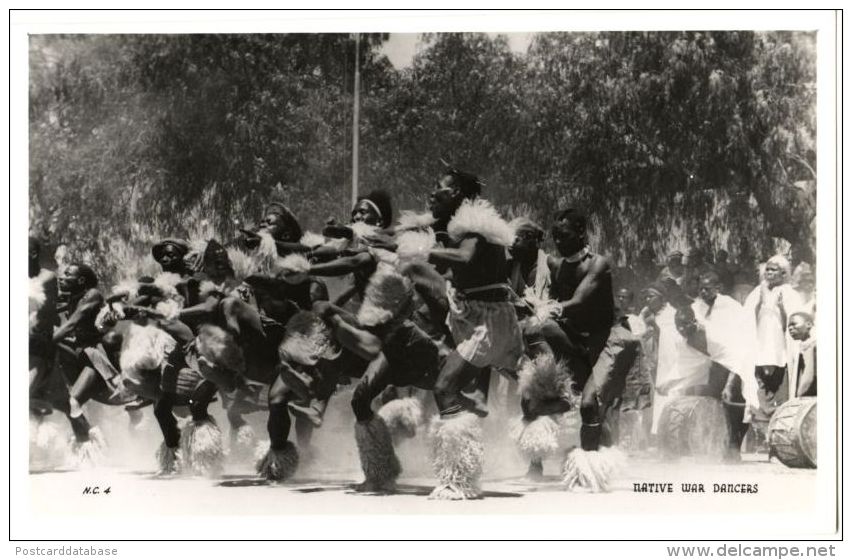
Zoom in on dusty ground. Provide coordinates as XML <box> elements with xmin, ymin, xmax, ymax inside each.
<box><xmin>27</xmin><ymin>384</ymin><xmax>818</xmax><ymax>519</ymax></box>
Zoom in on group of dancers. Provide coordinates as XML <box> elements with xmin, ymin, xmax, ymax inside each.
<box><xmin>28</xmin><ymin>167</ymin><xmax>641</xmax><ymax>499</ymax></box>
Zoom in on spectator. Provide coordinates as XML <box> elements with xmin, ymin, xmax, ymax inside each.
<box><xmin>615</xmin><ymin>287</ymin><xmax>645</xmax><ymax>336</ymax></box>
<box><xmin>682</xmin><ymin>248</ymin><xmax>711</xmax><ymax>299</ymax></box>
<box><xmin>659</xmin><ymin>250</ymin><xmax>685</xmax><ymax>287</ymax></box>
<box><xmin>787</xmin><ymin>311</ymin><xmax>816</xmax><ymax>398</ymax></box>
<box><xmin>743</xmin><ymin>255</ymin><xmax>804</xmax><ymax>433</ymax></box>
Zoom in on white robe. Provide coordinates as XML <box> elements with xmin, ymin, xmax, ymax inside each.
<box><xmin>743</xmin><ymin>282</ymin><xmax>803</xmax><ymax>367</ymax></box>
<box><xmin>691</xmin><ymin>295</ymin><xmax>759</xmax><ymax>415</ymax></box>
<box><xmin>651</xmin><ymin>304</ymin><xmax>712</xmax><ymax>433</ymax></box>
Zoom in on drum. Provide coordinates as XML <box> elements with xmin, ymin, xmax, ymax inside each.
<box><xmin>768</xmin><ymin>397</ymin><xmax>817</xmax><ymax>468</ymax></box>
<box><xmin>658</xmin><ymin>396</ymin><xmax>729</xmax><ymax>460</ymax></box>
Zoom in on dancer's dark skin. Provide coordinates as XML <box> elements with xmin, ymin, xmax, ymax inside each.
<box><xmin>425</xmin><ymin>173</ymin><xmax>510</xmax><ymax>417</ymax></box>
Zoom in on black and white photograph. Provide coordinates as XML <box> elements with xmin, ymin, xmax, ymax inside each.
<box><xmin>8</xmin><ymin>8</ymin><xmax>842</xmax><ymax>546</ymax></box>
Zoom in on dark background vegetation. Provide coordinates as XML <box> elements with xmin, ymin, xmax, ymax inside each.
<box><xmin>29</xmin><ymin>32</ymin><xmax>816</xmax><ymax>283</ymax></box>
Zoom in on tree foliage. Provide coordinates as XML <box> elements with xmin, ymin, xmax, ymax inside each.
<box><xmin>29</xmin><ymin>31</ymin><xmax>816</xmax><ymax>282</ymax></box>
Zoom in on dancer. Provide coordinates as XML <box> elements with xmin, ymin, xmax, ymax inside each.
<box><xmin>29</xmin><ymin>236</ymin><xmax>59</xmax><ymax>415</ymax></box>
<box><xmin>546</xmin><ymin>209</ymin><xmax>639</xmax><ymax>492</ymax></box>
<box><xmin>424</xmin><ymin>168</ymin><xmax>523</xmax><ymax>499</ymax></box>
<box><xmin>52</xmin><ymin>263</ymin><xmax>108</xmax><ymax>462</ymax></box>
<box><xmin>314</xmin><ymin>265</ymin><xmax>448</xmax><ymax>493</ymax></box>
<box><xmin>239</xmin><ymin>202</ymin><xmax>311</xmax><ymax>256</ymax></box>
<box><xmin>254</xmin><ymin>310</ymin><xmax>341</xmax><ymax>481</ymax></box>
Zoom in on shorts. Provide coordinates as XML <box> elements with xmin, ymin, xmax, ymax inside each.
<box><xmin>585</xmin><ymin>324</ymin><xmax>641</xmax><ymax>408</ymax></box>
<box><xmin>447</xmin><ymin>296</ymin><xmax>523</xmax><ymax>371</ymax></box>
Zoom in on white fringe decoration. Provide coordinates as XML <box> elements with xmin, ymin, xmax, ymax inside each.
<box><xmin>227</xmin><ymin>247</ymin><xmax>256</xmax><ymax>281</ymax></box>
<box><xmin>447</xmin><ymin>198</ymin><xmax>515</xmax><ymax>247</ymax></box>
<box><xmin>396</xmin><ymin>210</ymin><xmax>436</xmax><ymax>230</ymax></box>
<box><xmin>428</xmin><ymin>413</ymin><xmax>484</xmax><ymax>500</ymax></box>
<box><xmin>354</xmin><ymin>417</ymin><xmax>401</xmax><ymax>492</ymax></box>
<box><xmin>255</xmin><ymin>441</ymin><xmax>300</xmax><ymax>482</ymax></box>
<box><xmin>156</xmin><ymin>443</ymin><xmax>181</xmax><ymax>476</ymax></box>
<box><xmin>248</xmin><ymin>231</ymin><xmax>284</xmax><ymax>277</ymax></box>
<box><xmin>377</xmin><ymin>397</ymin><xmax>424</xmax><ymax>439</ymax></box>
<box><xmin>70</xmin><ymin>427</ymin><xmax>107</xmax><ymax>469</ymax></box>
<box><xmin>256</xmin><ymin>231</ymin><xmax>279</xmax><ymax>259</ymax></box>
<box><xmin>179</xmin><ymin>418</ymin><xmax>225</xmax><ymax>477</ymax></box>
<box><xmin>562</xmin><ymin>446</ymin><xmax>626</xmax><ymax>493</ymax></box>
<box><xmin>522</xmin><ymin>285</ymin><xmax>562</xmax><ymax>324</ymax></box>
<box><xmin>509</xmin><ymin>415</ymin><xmax>561</xmax><ymax>461</ymax></box>
<box><xmin>517</xmin><ymin>353</ymin><xmax>576</xmax><ymax>404</ymax></box>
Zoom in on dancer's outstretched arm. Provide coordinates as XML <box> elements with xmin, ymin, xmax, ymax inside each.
<box><xmin>309</xmin><ymin>252</ymin><xmax>374</xmax><ymax>277</ymax></box>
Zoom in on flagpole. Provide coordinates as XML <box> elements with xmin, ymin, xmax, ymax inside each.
<box><xmin>351</xmin><ymin>33</ymin><xmax>361</xmax><ymax>208</ymax></box>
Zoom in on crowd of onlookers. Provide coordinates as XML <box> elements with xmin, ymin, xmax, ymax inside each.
<box><xmin>610</xmin><ymin>237</ymin><xmax>816</xmax><ymax>458</ymax></box>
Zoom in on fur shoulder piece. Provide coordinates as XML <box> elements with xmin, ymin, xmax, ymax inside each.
<box><xmin>154</xmin><ymin>272</ymin><xmax>183</xmax><ymax>298</ymax></box>
<box><xmin>395</xmin><ymin>228</ymin><xmax>436</xmax><ymax>262</ymax></box>
<box><xmin>277</xmin><ymin>253</ymin><xmax>311</xmax><ymax>276</ymax></box>
<box><xmin>447</xmin><ymin>198</ymin><xmax>515</xmax><ymax>247</ymax></box>
<box><xmin>396</xmin><ymin>210</ymin><xmax>436</xmax><ymax>231</ymax></box>
<box><xmin>299</xmin><ymin>231</ymin><xmax>327</xmax><ymax>250</ymax></box>
<box><xmin>350</xmin><ymin>221</ymin><xmax>379</xmax><ymax>241</ymax></box>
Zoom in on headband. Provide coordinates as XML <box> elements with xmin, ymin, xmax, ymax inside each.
<box><xmin>359</xmin><ymin>199</ymin><xmax>383</xmax><ymax>222</ymax></box>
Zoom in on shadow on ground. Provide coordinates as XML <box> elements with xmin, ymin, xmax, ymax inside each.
<box><xmin>215</xmin><ymin>478</ymin><xmax>523</xmax><ymax>498</ymax></box>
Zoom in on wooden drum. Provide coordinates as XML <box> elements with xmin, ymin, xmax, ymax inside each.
<box><xmin>658</xmin><ymin>396</ymin><xmax>729</xmax><ymax>460</ymax></box>
<box><xmin>768</xmin><ymin>397</ymin><xmax>817</xmax><ymax>468</ymax></box>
